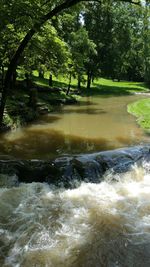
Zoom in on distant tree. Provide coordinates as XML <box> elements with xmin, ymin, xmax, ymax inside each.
<box><xmin>70</xmin><ymin>28</ymin><xmax>97</xmax><ymax>89</ymax></box>
<box><xmin>84</xmin><ymin>1</ymin><xmax>114</xmax><ymax>82</ymax></box>
<box><xmin>143</xmin><ymin>0</ymin><xmax>150</xmax><ymax>85</ymax></box>
<box><xmin>84</xmin><ymin>0</ymin><xmax>144</xmax><ymax>82</ymax></box>
<box><xmin>111</xmin><ymin>3</ymin><xmax>144</xmax><ymax>81</ymax></box>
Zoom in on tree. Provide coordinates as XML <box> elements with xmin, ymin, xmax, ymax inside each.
<box><xmin>70</xmin><ymin>28</ymin><xmax>97</xmax><ymax>89</ymax></box>
<box><xmin>143</xmin><ymin>0</ymin><xmax>150</xmax><ymax>84</ymax></box>
<box><xmin>0</xmin><ymin>0</ymin><xmax>140</xmax><ymax>126</ymax></box>
<box><xmin>22</xmin><ymin>23</ymin><xmax>70</xmax><ymax>77</ymax></box>
<box><xmin>84</xmin><ymin>1</ymin><xmax>114</xmax><ymax>82</ymax></box>
<box><xmin>110</xmin><ymin>2</ymin><xmax>144</xmax><ymax>81</ymax></box>
<box><xmin>84</xmin><ymin>0</ymin><xmax>144</xmax><ymax>82</ymax></box>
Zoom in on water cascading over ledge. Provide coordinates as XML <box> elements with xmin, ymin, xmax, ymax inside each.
<box><xmin>0</xmin><ymin>145</ymin><xmax>150</xmax><ymax>187</ymax></box>
<box><xmin>1</xmin><ymin>146</ymin><xmax>150</xmax><ymax>267</ymax></box>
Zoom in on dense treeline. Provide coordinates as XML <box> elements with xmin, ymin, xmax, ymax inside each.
<box><xmin>0</xmin><ymin>0</ymin><xmax>149</xmax><ymax>126</ymax></box>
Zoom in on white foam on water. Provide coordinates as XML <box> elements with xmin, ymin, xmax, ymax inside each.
<box><xmin>1</xmin><ymin>163</ymin><xmax>150</xmax><ymax>266</ymax></box>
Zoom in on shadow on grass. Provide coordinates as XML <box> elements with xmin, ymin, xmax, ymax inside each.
<box><xmin>81</xmin><ymin>84</ymin><xmax>146</xmax><ymax>97</ymax></box>
<box><xmin>32</xmin><ymin>75</ymin><xmax>149</xmax><ymax>97</ymax></box>
<box><xmin>32</xmin><ymin>75</ymin><xmax>69</xmax><ymax>89</ymax></box>
<box><xmin>136</xmin><ymin>83</ymin><xmax>150</xmax><ymax>90</ymax></box>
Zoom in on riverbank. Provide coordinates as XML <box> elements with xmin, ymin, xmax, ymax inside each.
<box><xmin>3</xmin><ymin>80</ymin><xmax>79</xmax><ymax>131</ymax></box>
<box><xmin>2</xmin><ymin>75</ymin><xmax>150</xmax><ymax>132</ymax></box>
<box><xmin>128</xmin><ymin>98</ymin><xmax>150</xmax><ymax>130</ymax></box>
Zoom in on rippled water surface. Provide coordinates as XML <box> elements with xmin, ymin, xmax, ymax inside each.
<box><xmin>0</xmin><ymin>95</ymin><xmax>149</xmax><ymax>159</ymax></box>
<box><xmin>1</xmin><ymin>164</ymin><xmax>150</xmax><ymax>266</ymax></box>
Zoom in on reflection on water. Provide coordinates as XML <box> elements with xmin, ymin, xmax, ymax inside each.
<box><xmin>57</xmin><ymin>107</ymin><xmax>107</xmax><ymax>115</ymax></box>
<box><xmin>0</xmin><ymin>128</ymin><xmax>113</xmax><ymax>159</ymax></box>
<box><xmin>0</xmin><ymin>95</ymin><xmax>149</xmax><ymax>159</ymax></box>
<box><xmin>1</xmin><ymin>164</ymin><xmax>150</xmax><ymax>266</ymax></box>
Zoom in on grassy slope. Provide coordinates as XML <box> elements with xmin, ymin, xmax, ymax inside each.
<box><xmin>32</xmin><ymin>71</ymin><xmax>149</xmax><ymax>95</ymax></box>
<box><xmin>91</xmin><ymin>78</ymin><xmax>148</xmax><ymax>93</ymax></box>
<box><xmin>128</xmin><ymin>98</ymin><xmax>150</xmax><ymax>130</ymax></box>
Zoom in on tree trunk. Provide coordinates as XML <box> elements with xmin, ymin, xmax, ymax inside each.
<box><xmin>0</xmin><ymin>28</ymin><xmax>36</xmax><ymax>126</ymax></box>
<box><xmin>1</xmin><ymin>65</ymin><xmax>4</xmax><ymax>89</ymax></box>
<box><xmin>49</xmin><ymin>74</ymin><xmax>53</xmax><ymax>86</ymax></box>
<box><xmin>143</xmin><ymin>0</ymin><xmax>150</xmax><ymax>85</ymax></box>
<box><xmin>92</xmin><ymin>75</ymin><xmax>95</xmax><ymax>83</ymax></box>
<box><xmin>10</xmin><ymin>70</ymin><xmax>17</xmax><ymax>91</ymax></box>
<box><xmin>78</xmin><ymin>74</ymin><xmax>81</xmax><ymax>90</ymax></box>
<box><xmin>66</xmin><ymin>73</ymin><xmax>72</xmax><ymax>95</ymax></box>
<box><xmin>39</xmin><ymin>70</ymin><xmax>44</xmax><ymax>78</ymax></box>
<box><xmin>87</xmin><ymin>70</ymin><xmax>92</xmax><ymax>89</ymax></box>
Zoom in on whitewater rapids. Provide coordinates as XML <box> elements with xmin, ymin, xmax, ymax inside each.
<box><xmin>0</xmin><ymin>162</ymin><xmax>150</xmax><ymax>266</ymax></box>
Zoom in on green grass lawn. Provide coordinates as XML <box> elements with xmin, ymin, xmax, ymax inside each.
<box><xmin>31</xmin><ymin>71</ymin><xmax>149</xmax><ymax>96</ymax></box>
<box><xmin>85</xmin><ymin>78</ymin><xmax>149</xmax><ymax>95</ymax></box>
<box><xmin>32</xmin><ymin>71</ymin><xmax>79</xmax><ymax>89</ymax></box>
<box><xmin>128</xmin><ymin>98</ymin><xmax>150</xmax><ymax>130</ymax></box>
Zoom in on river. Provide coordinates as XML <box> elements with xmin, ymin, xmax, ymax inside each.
<box><xmin>0</xmin><ymin>95</ymin><xmax>149</xmax><ymax>159</ymax></box>
<box><xmin>0</xmin><ymin>94</ymin><xmax>150</xmax><ymax>267</ymax></box>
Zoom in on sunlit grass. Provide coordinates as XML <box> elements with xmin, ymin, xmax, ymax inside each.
<box><xmin>94</xmin><ymin>78</ymin><xmax>148</xmax><ymax>91</ymax></box>
<box><xmin>128</xmin><ymin>98</ymin><xmax>150</xmax><ymax>130</ymax></box>
<box><xmin>19</xmin><ymin>69</ymin><xmax>150</xmax><ymax>95</ymax></box>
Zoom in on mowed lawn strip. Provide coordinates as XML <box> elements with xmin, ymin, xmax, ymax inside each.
<box><xmin>128</xmin><ymin>98</ymin><xmax>150</xmax><ymax>130</ymax></box>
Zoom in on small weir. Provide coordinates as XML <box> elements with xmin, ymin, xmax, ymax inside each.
<box><xmin>0</xmin><ymin>146</ymin><xmax>150</xmax><ymax>267</ymax></box>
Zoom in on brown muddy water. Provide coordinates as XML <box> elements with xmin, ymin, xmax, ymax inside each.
<box><xmin>0</xmin><ymin>95</ymin><xmax>149</xmax><ymax>159</ymax></box>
